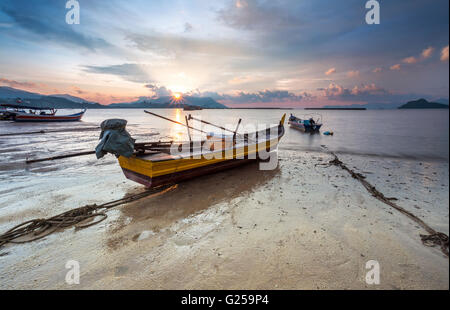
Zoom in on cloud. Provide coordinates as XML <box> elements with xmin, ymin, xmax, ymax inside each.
<box><xmin>235</xmin><ymin>0</ymin><xmax>248</xmax><ymax>8</ymax></box>
<box><xmin>125</xmin><ymin>32</ymin><xmax>244</xmax><ymax>58</ymax></box>
<box><xmin>319</xmin><ymin>83</ymin><xmax>425</xmax><ymax>104</ymax></box>
<box><xmin>1</xmin><ymin>5</ymin><xmax>111</xmax><ymax>52</ymax></box>
<box><xmin>0</xmin><ymin>77</ymin><xmax>37</xmax><ymax>89</ymax></box>
<box><xmin>441</xmin><ymin>45</ymin><xmax>449</xmax><ymax>62</ymax></box>
<box><xmin>190</xmin><ymin>89</ymin><xmax>310</xmax><ymax>105</ymax></box>
<box><xmin>402</xmin><ymin>56</ymin><xmax>418</xmax><ymax>64</ymax></box>
<box><xmin>347</xmin><ymin>70</ymin><xmax>359</xmax><ymax>78</ymax></box>
<box><xmin>82</xmin><ymin>64</ymin><xmax>151</xmax><ymax>83</ymax></box>
<box><xmin>137</xmin><ymin>86</ymin><xmax>311</xmax><ymax>105</ymax></box>
<box><xmin>421</xmin><ymin>46</ymin><xmax>434</xmax><ymax>59</ymax></box>
<box><xmin>228</xmin><ymin>76</ymin><xmax>253</xmax><ymax>85</ymax></box>
<box><xmin>325</xmin><ymin>68</ymin><xmax>336</xmax><ymax>76</ymax></box>
<box><xmin>144</xmin><ymin>84</ymin><xmax>172</xmax><ymax>98</ymax></box>
<box><xmin>372</xmin><ymin>67</ymin><xmax>382</xmax><ymax>73</ymax></box>
<box><xmin>390</xmin><ymin>64</ymin><xmax>401</xmax><ymax>71</ymax></box>
<box><xmin>227</xmin><ymin>75</ymin><xmax>270</xmax><ymax>86</ymax></box>
<box><xmin>70</xmin><ymin>86</ymin><xmax>86</xmax><ymax>95</ymax></box>
<box><xmin>0</xmin><ymin>22</ymin><xmax>13</xmax><ymax>28</ymax></box>
<box><xmin>320</xmin><ymin>83</ymin><xmax>389</xmax><ymax>101</ymax></box>
<box><xmin>81</xmin><ymin>92</ymin><xmax>138</xmax><ymax>105</ymax></box>
<box><xmin>402</xmin><ymin>46</ymin><xmax>434</xmax><ymax>65</ymax></box>
<box><xmin>217</xmin><ymin>0</ymin><xmax>302</xmax><ymax>32</ymax></box>
<box><xmin>227</xmin><ymin>90</ymin><xmax>306</xmax><ymax>103</ymax></box>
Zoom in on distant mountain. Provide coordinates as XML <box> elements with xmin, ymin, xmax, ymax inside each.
<box><xmin>109</xmin><ymin>96</ymin><xmax>227</xmax><ymax>109</ymax></box>
<box><xmin>0</xmin><ymin>86</ymin><xmax>44</xmax><ymax>99</ymax></box>
<box><xmin>434</xmin><ymin>98</ymin><xmax>449</xmax><ymax>105</ymax></box>
<box><xmin>2</xmin><ymin>96</ymin><xmax>104</xmax><ymax>109</ymax></box>
<box><xmin>50</xmin><ymin>94</ymin><xmax>96</xmax><ymax>104</ymax></box>
<box><xmin>108</xmin><ymin>100</ymin><xmax>168</xmax><ymax>109</ymax></box>
<box><xmin>398</xmin><ymin>98</ymin><xmax>449</xmax><ymax>109</ymax></box>
<box><xmin>0</xmin><ymin>86</ymin><xmax>103</xmax><ymax>109</ymax></box>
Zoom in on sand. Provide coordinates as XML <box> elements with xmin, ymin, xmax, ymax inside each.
<box><xmin>0</xmin><ymin>150</ymin><xmax>448</xmax><ymax>289</ymax></box>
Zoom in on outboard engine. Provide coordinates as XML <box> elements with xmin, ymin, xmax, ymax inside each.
<box><xmin>95</xmin><ymin>119</ymin><xmax>136</xmax><ymax>159</ymax></box>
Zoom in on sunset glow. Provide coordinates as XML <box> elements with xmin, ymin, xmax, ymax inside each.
<box><xmin>0</xmin><ymin>0</ymin><xmax>448</xmax><ymax>107</ymax></box>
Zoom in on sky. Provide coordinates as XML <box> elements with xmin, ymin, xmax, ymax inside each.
<box><xmin>0</xmin><ymin>0</ymin><xmax>448</xmax><ymax>107</ymax></box>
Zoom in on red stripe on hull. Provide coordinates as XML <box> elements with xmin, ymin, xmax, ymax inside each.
<box><xmin>14</xmin><ymin>114</ymin><xmax>84</xmax><ymax>122</ymax></box>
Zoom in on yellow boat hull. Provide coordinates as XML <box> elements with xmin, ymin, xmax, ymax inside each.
<box><xmin>118</xmin><ymin>115</ymin><xmax>286</xmax><ymax>187</ymax></box>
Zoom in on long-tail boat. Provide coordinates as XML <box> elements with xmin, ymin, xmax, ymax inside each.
<box><xmin>1</xmin><ymin>104</ymin><xmax>86</xmax><ymax>122</ymax></box>
<box><xmin>288</xmin><ymin>114</ymin><xmax>322</xmax><ymax>132</ymax></box>
<box><xmin>116</xmin><ymin>112</ymin><xmax>286</xmax><ymax>188</ymax></box>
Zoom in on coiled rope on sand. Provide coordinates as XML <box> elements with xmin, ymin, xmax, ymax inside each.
<box><xmin>0</xmin><ymin>185</ymin><xmax>177</xmax><ymax>248</ymax></box>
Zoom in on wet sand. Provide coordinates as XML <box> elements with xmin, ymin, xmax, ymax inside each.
<box><xmin>0</xmin><ymin>150</ymin><xmax>448</xmax><ymax>289</ymax></box>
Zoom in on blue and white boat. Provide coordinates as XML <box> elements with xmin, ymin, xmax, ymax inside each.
<box><xmin>288</xmin><ymin>114</ymin><xmax>322</xmax><ymax>132</ymax></box>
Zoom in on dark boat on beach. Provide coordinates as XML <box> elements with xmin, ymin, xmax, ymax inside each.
<box><xmin>1</xmin><ymin>104</ymin><xmax>86</xmax><ymax>122</ymax></box>
<box><xmin>288</xmin><ymin>114</ymin><xmax>322</xmax><ymax>132</ymax></box>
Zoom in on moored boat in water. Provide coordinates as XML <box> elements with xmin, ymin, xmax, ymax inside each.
<box><xmin>0</xmin><ymin>103</ymin><xmax>27</xmax><ymax>120</ymax></box>
<box><xmin>183</xmin><ymin>105</ymin><xmax>203</xmax><ymax>111</ymax></box>
<box><xmin>288</xmin><ymin>114</ymin><xmax>322</xmax><ymax>132</ymax></box>
<box><xmin>2</xmin><ymin>104</ymin><xmax>86</xmax><ymax>122</ymax></box>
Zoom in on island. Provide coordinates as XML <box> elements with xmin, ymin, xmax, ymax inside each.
<box><xmin>304</xmin><ymin>107</ymin><xmax>366</xmax><ymax>110</ymax></box>
<box><xmin>398</xmin><ymin>98</ymin><xmax>449</xmax><ymax>109</ymax></box>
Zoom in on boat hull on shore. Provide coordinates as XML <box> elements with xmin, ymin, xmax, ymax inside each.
<box><xmin>118</xmin><ymin>115</ymin><xmax>286</xmax><ymax>188</ymax></box>
<box><xmin>13</xmin><ymin>110</ymin><xmax>86</xmax><ymax>122</ymax></box>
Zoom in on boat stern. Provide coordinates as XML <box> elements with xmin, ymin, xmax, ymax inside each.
<box><xmin>118</xmin><ymin>156</ymin><xmax>155</xmax><ymax>187</ymax></box>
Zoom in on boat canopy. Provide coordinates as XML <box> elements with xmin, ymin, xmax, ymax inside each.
<box><xmin>0</xmin><ymin>104</ymin><xmax>54</xmax><ymax>110</ymax></box>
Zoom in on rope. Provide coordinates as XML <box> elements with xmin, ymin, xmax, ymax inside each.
<box><xmin>0</xmin><ymin>184</ymin><xmax>177</xmax><ymax>248</ymax></box>
<box><xmin>317</xmin><ymin>151</ymin><xmax>448</xmax><ymax>257</ymax></box>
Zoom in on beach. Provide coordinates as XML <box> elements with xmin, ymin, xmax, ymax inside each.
<box><xmin>0</xmin><ymin>109</ymin><xmax>448</xmax><ymax>289</ymax></box>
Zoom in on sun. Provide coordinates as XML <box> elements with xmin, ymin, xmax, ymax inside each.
<box><xmin>173</xmin><ymin>93</ymin><xmax>182</xmax><ymax>100</ymax></box>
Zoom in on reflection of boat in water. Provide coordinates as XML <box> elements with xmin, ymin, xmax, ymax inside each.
<box><xmin>97</xmin><ymin>112</ymin><xmax>286</xmax><ymax>188</ymax></box>
<box><xmin>183</xmin><ymin>105</ymin><xmax>203</xmax><ymax>111</ymax></box>
<box><xmin>1</xmin><ymin>104</ymin><xmax>86</xmax><ymax>122</ymax></box>
<box><xmin>288</xmin><ymin>114</ymin><xmax>322</xmax><ymax>132</ymax></box>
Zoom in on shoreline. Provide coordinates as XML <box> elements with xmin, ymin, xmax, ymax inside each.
<box><xmin>0</xmin><ymin>150</ymin><xmax>448</xmax><ymax>289</ymax></box>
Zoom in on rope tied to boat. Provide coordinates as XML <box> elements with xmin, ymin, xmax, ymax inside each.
<box><xmin>0</xmin><ymin>184</ymin><xmax>177</xmax><ymax>249</ymax></box>
<box><xmin>318</xmin><ymin>151</ymin><xmax>449</xmax><ymax>257</ymax></box>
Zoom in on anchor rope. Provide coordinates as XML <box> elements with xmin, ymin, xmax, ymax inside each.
<box><xmin>0</xmin><ymin>184</ymin><xmax>177</xmax><ymax>248</ymax></box>
<box><xmin>316</xmin><ymin>150</ymin><xmax>448</xmax><ymax>257</ymax></box>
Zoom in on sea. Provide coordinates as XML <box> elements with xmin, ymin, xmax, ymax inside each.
<box><xmin>0</xmin><ymin>108</ymin><xmax>448</xmax><ymax>229</ymax></box>
<box><xmin>1</xmin><ymin>108</ymin><xmax>448</xmax><ymax>161</ymax></box>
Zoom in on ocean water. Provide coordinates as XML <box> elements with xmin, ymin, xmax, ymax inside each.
<box><xmin>1</xmin><ymin>108</ymin><xmax>448</xmax><ymax>289</ymax></box>
<box><xmin>2</xmin><ymin>108</ymin><xmax>448</xmax><ymax>162</ymax></box>
<box><xmin>0</xmin><ymin>108</ymin><xmax>448</xmax><ymax>225</ymax></box>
